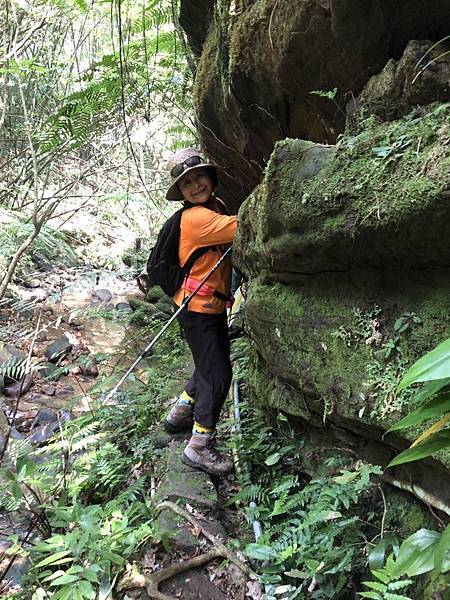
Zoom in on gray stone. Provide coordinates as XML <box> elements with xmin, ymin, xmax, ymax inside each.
<box><xmin>30</xmin><ymin>288</ymin><xmax>49</xmax><ymax>302</ymax></box>
<box><xmin>31</xmin><ymin>409</ymin><xmax>57</xmax><ymax>429</ymax></box>
<box><xmin>28</xmin><ymin>412</ymin><xmax>70</xmax><ymax>445</ymax></box>
<box><xmin>45</xmin><ymin>337</ymin><xmax>73</xmax><ymax>363</ymax></box>
<box><xmin>115</xmin><ymin>302</ymin><xmax>132</xmax><ymax>313</ymax></box>
<box><xmin>28</xmin><ymin>422</ymin><xmax>60</xmax><ymax>445</ymax></box>
<box><xmin>4</xmin><ymin>373</ymin><xmax>33</xmax><ymax>398</ymax></box>
<box><xmin>22</xmin><ymin>278</ymin><xmax>40</xmax><ymax>288</ymax></box>
<box><xmin>155</xmin><ymin>441</ymin><xmax>227</xmax><ymax>553</ymax></box>
<box><xmin>93</xmin><ymin>288</ymin><xmax>112</xmax><ymax>303</ymax></box>
<box><xmin>0</xmin><ymin>345</ymin><xmax>26</xmax><ymax>367</ymax></box>
<box><xmin>42</xmin><ymin>385</ymin><xmax>56</xmax><ymax>396</ymax></box>
<box><xmin>186</xmin><ymin>0</ymin><xmax>450</xmax><ymax>210</ymax></box>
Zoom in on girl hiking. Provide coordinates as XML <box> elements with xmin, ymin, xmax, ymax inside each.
<box><xmin>163</xmin><ymin>148</ymin><xmax>238</xmax><ymax>476</ymax></box>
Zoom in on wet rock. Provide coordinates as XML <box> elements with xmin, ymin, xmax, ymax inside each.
<box><xmin>186</xmin><ymin>0</ymin><xmax>450</xmax><ymax>210</ymax></box>
<box><xmin>45</xmin><ymin>336</ymin><xmax>73</xmax><ymax>363</ymax></box>
<box><xmin>1</xmin><ymin>556</ymin><xmax>31</xmax><ymax>591</ymax></box>
<box><xmin>31</xmin><ymin>409</ymin><xmax>57</xmax><ymax>428</ymax></box>
<box><xmin>42</xmin><ymin>385</ymin><xmax>56</xmax><ymax>396</ymax></box>
<box><xmin>93</xmin><ymin>288</ymin><xmax>112</xmax><ymax>303</ymax></box>
<box><xmin>4</xmin><ymin>374</ymin><xmax>33</xmax><ymax>398</ymax></box>
<box><xmin>28</xmin><ymin>411</ymin><xmax>70</xmax><ymax>445</ymax></box>
<box><xmin>155</xmin><ymin>441</ymin><xmax>226</xmax><ymax>553</ymax></box>
<box><xmin>350</xmin><ymin>40</ymin><xmax>450</xmax><ymax>128</ymax></box>
<box><xmin>0</xmin><ymin>408</ymin><xmax>9</xmax><ymax>434</ymax></box>
<box><xmin>115</xmin><ymin>302</ymin><xmax>132</xmax><ymax>313</ymax></box>
<box><xmin>56</xmin><ymin>384</ymin><xmax>74</xmax><ymax>398</ymax></box>
<box><xmin>39</xmin><ymin>361</ymin><xmax>62</xmax><ymax>381</ymax></box>
<box><xmin>28</xmin><ymin>422</ymin><xmax>60</xmax><ymax>445</ymax></box>
<box><xmin>22</xmin><ymin>278</ymin><xmax>40</xmax><ymax>289</ymax></box>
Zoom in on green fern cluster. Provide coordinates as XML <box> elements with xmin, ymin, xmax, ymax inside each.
<box><xmin>0</xmin><ymin>208</ymin><xmax>77</xmax><ymax>280</ymax></box>
<box><xmin>231</xmin><ymin>386</ymin><xmax>383</xmax><ymax>598</ymax></box>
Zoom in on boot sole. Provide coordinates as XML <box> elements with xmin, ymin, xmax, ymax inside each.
<box><xmin>181</xmin><ymin>451</ymin><xmax>234</xmax><ymax>477</ymax></box>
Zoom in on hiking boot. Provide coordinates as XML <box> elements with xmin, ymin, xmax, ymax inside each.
<box><xmin>163</xmin><ymin>402</ymin><xmax>194</xmax><ymax>433</ymax></box>
<box><xmin>182</xmin><ymin>434</ymin><xmax>234</xmax><ymax>476</ymax></box>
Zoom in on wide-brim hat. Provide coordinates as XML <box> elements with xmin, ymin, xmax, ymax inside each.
<box><xmin>166</xmin><ymin>147</ymin><xmax>219</xmax><ymax>201</ymax></box>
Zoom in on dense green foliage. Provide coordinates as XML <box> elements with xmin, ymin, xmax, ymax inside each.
<box><xmin>0</xmin><ymin>312</ymin><xmax>190</xmax><ymax>598</ymax></box>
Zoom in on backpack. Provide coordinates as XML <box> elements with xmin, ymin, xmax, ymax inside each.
<box><xmin>146</xmin><ymin>207</ymin><xmax>212</xmax><ymax>297</ymax></box>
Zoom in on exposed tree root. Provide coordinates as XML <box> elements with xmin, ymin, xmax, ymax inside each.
<box><xmin>157</xmin><ymin>500</ymin><xmax>256</xmax><ymax>578</ymax></box>
<box><xmin>117</xmin><ymin>500</ymin><xmax>256</xmax><ymax>599</ymax></box>
<box><xmin>117</xmin><ymin>549</ymin><xmax>222</xmax><ymax>600</ymax></box>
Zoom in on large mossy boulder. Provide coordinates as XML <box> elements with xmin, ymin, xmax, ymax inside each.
<box><xmin>235</xmin><ymin>102</ymin><xmax>450</xmax><ymax>500</ymax></box>
<box><xmin>181</xmin><ymin>0</ymin><xmax>450</xmax><ymax>209</ymax></box>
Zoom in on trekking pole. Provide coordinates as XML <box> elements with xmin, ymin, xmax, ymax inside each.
<box><xmin>102</xmin><ymin>246</ymin><xmax>232</xmax><ymax>405</ymax></box>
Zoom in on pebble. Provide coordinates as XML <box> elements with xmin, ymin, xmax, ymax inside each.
<box><xmin>42</xmin><ymin>385</ymin><xmax>56</xmax><ymax>396</ymax></box>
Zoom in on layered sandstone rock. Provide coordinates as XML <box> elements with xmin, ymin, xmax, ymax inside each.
<box><xmin>181</xmin><ymin>0</ymin><xmax>450</xmax><ymax>209</ymax></box>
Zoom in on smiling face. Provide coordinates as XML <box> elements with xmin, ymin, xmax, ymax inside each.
<box><xmin>177</xmin><ymin>168</ymin><xmax>214</xmax><ymax>204</ymax></box>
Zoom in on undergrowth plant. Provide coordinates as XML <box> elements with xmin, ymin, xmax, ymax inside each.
<box><xmin>230</xmin><ymin>378</ymin><xmax>383</xmax><ymax>599</ymax></box>
<box><xmin>0</xmin><ymin>312</ymin><xmax>189</xmax><ymax>598</ymax></box>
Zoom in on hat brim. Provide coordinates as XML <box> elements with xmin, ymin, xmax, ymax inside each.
<box><xmin>166</xmin><ymin>164</ymin><xmax>219</xmax><ymax>201</ymax></box>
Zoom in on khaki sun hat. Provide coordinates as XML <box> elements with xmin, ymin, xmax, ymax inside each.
<box><xmin>166</xmin><ymin>147</ymin><xmax>219</xmax><ymax>201</ymax></box>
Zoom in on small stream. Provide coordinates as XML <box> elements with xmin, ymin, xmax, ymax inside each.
<box><xmin>0</xmin><ymin>266</ymin><xmax>145</xmax><ymax>590</ymax></box>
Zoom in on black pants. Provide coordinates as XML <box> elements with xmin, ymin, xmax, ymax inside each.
<box><xmin>177</xmin><ymin>310</ymin><xmax>232</xmax><ymax>429</ymax></box>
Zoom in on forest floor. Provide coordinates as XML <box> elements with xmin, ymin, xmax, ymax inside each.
<box><xmin>0</xmin><ymin>263</ymin><xmax>259</xmax><ymax>599</ymax></box>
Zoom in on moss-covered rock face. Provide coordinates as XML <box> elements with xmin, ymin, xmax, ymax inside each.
<box><xmin>236</xmin><ymin>102</ymin><xmax>450</xmax><ymax>502</ymax></box>
<box><xmin>235</xmin><ymin>103</ymin><xmax>450</xmax><ymax>278</ymax></box>
<box><xmin>183</xmin><ymin>0</ymin><xmax>450</xmax><ymax>209</ymax></box>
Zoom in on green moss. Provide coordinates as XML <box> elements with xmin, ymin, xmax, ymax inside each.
<box><xmin>236</xmin><ymin>103</ymin><xmax>450</xmax><ymax>279</ymax></box>
<box><xmin>245</xmin><ymin>275</ymin><xmax>450</xmax><ymax>432</ymax></box>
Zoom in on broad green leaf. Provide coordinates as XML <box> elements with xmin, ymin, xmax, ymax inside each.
<box><xmin>392</xmin><ymin>529</ymin><xmax>440</xmax><ymax>577</ymax></box>
<box><xmin>388</xmin><ymin>580</ymin><xmax>413</xmax><ymax>590</ymax></box>
<box><xmin>368</xmin><ymin>535</ymin><xmax>400</xmax><ymax>570</ymax></box>
<box><xmin>102</xmin><ymin>550</ymin><xmax>123</xmax><ymax>565</ymax></box>
<box><xmin>34</xmin><ymin>550</ymin><xmax>73</xmax><ymax>569</ymax></box>
<box><xmin>384</xmin><ymin>594</ymin><xmax>412</xmax><ymax>600</ymax></box>
<box><xmin>433</xmin><ymin>524</ymin><xmax>450</xmax><ymax>573</ymax></box>
<box><xmin>397</xmin><ymin>338</ymin><xmax>450</xmax><ymax>391</ymax></box>
<box><xmin>12</xmin><ymin>481</ymin><xmax>23</xmax><ymax>501</ymax></box>
<box><xmin>364</xmin><ymin>581</ymin><xmax>387</xmax><ymax>593</ymax></box>
<box><xmin>77</xmin><ymin>580</ymin><xmax>95</xmax><ymax>598</ymax></box>
<box><xmin>387</xmin><ymin>431</ymin><xmax>450</xmax><ymax>467</ymax></box>
<box><xmin>50</xmin><ymin>573</ymin><xmax>80</xmax><ymax>586</ymax></box>
<box><xmin>387</xmin><ymin>392</ymin><xmax>450</xmax><ymax>432</ymax></box>
<box><xmin>371</xmin><ymin>568</ymin><xmax>391</xmax><ymax>584</ymax></box>
<box><xmin>16</xmin><ymin>456</ymin><xmax>37</xmax><ymax>478</ymax></box>
<box><xmin>244</xmin><ymin>543</ymin><xmax>278</xmax><ymax>560</ymax></box>
<box><xmin>265</xmin><ymin>452</ymin><xmax>281</xmax><ymax>466</ymax></box>
<box><xmin>359</xmin><ymin>590</ymin><xmax>382</xmax><ymax>599</ymax></box>
<box><xmin>1</xmin><ymin>468</ymin><xmax>17</xmax><ymax>482</ymax></box>
<box><xmin>42</xmin><ymin>569</ymin><xmax>66</xmax><ymax>582</ymax></box>
<box><xmin>83</xmin><ymin>566</ymin><xmax>100</xmax><ymax>583</ymax></box>
<box><xmin>284</xmin><ymin>569</ymin><xmax>308</xmax><ymax>579</ymax></box>
<box><xmin>410</xmin><ymin>378</ymin><xmax>450</xmax><ymax>404</ymax></box>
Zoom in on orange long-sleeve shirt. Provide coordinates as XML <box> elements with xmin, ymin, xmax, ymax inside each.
<box><xmin>173</xmin><ymin>205</ymin><xmax>238</xmax><ymax>314</ymax></box>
